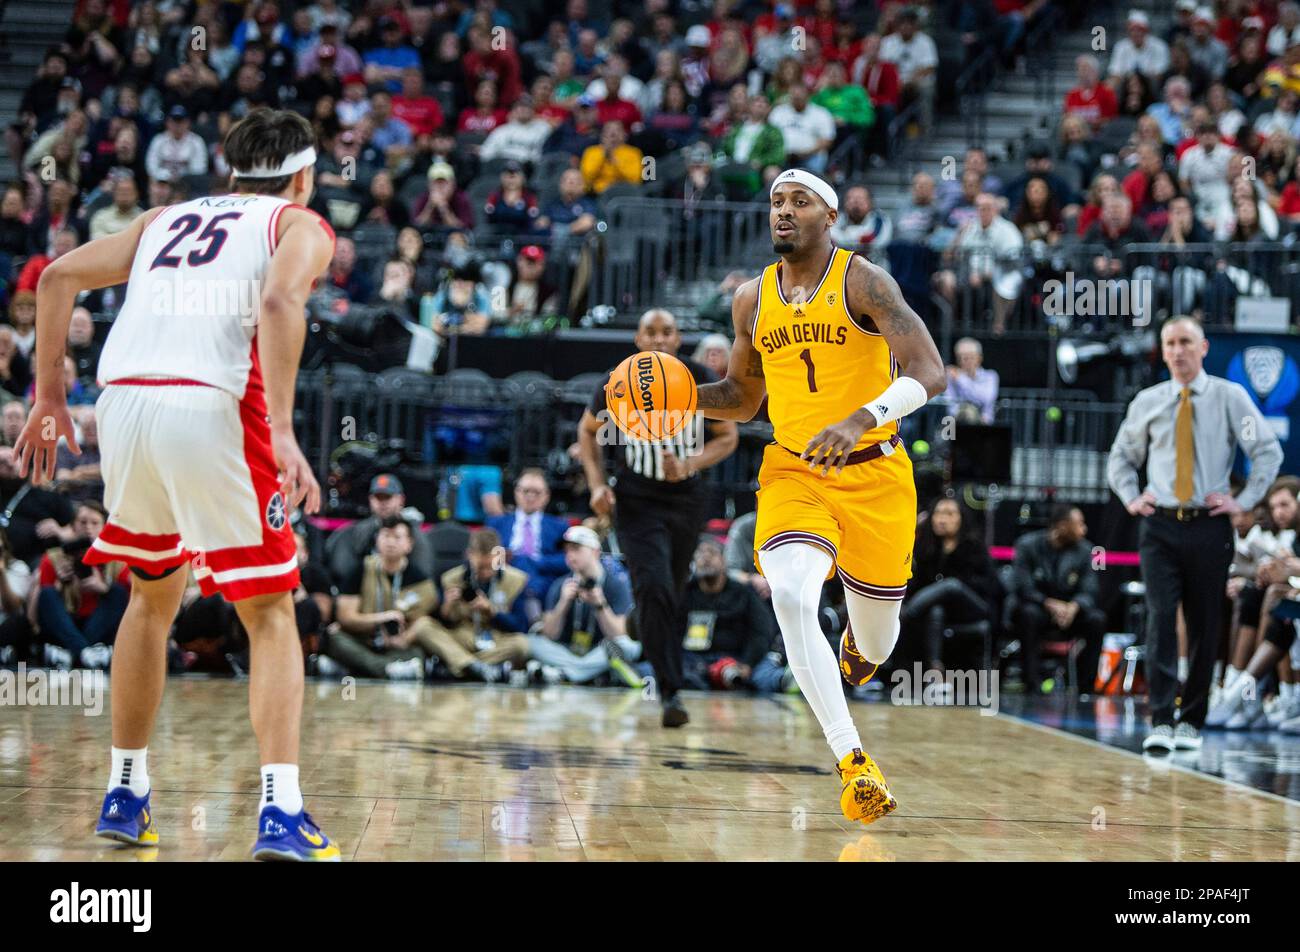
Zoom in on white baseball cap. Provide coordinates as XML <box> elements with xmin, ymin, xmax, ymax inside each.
<box><xmin>686</xmin><ymin>24</ymin><xmax>712</xmax><ymax>47</ymax></box>
<box><xmin>563</xmin><ymin>525</ymin><xmax>602</xmax><ymax>551</ymax></box>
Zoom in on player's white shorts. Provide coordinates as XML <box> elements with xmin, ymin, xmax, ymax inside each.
<box><xmin>84</xmin><ymin>377</ymin><xmax>299</xmax><ymax>601</ymax></box>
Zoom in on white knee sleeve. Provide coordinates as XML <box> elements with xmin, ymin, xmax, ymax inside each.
<box><xmin>843</xmin><ymin>590</ymin><xmax>902</xmax><ymax>665</ymax></box>
<box><xmin>759</xmin><ymin>543</ymin><xmax>861</xmax><ymax>761</ymax></box>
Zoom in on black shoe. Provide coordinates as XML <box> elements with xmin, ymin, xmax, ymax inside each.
<box><xmin>662</xmin><ymin>695</ymin><xmax>689</xmax><ymax>728</ymax></box>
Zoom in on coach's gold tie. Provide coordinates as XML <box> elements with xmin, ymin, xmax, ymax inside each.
<box><xmin>1174</xmin><ymin>386</ymin><xmax>1194</xmax><ymax>505</ymax></box>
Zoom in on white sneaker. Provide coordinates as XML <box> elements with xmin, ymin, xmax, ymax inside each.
<box><xmin>1143</xmin><ymin>724</ymin><xmax>1176</xmax><ymax>752</ymax></box>
<box><xmin>43</xmin><ymin>644</ymin><xmax>72</xmax><ymax>670</ymax></box>
<box><xmin>1279</xmin><ymin>712</ymin><xmax>1300</xmax><ymax>735</ymax></box>
<box><xmin>1206</xmin><ymin>677</ymin><xmax>1251</xmax><ymax>728</ymax></box>
<box><xmin>313</xmin><ymin>654</ymin><xmax>344</xmax><ymax>678</ymax></box>
<box><xmin>1225</xmin><ymin>695</ymin><xmax>1266</xmax><ymax>730</ymax></box>
<box><xmin>384</xmin><ymin>657</ymin><xmax>424</xmax><ymax>681</ymax></box>
<box><xmin>1265</xmin><ymin>695</ymin><xmax>1287</xmax><ymax>727</ymax></box>
<box><xmin>1173</xmin><ymin>722</ymin><xmax>1202</xmax><ymax>750</ymax></box>
<box><xmin>79</xmin><ymin>644</ymin><xmax>113</xmax><ymax>670</ymax></box>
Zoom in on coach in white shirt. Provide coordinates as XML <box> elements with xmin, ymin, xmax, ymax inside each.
<box><xmin>479</xmin><ymin>95</ymin><xmax>553</xmax><ymax>166</ymax></box>
<box><xmin>1107</xmin><ymin>11</ymin><xmax>1170</xmax><ymax>82</ymax></box>
<box><xmin>145</xmin><ymin>105</ymin><xmax>209</xmax><ymax>183</ymax></box>
<box><xmin>879</xmin><ymin>8</ymin><xmax>937</xmax><ymax>133</ymax></box>
<box><xmin>768</xmin><ymin>84</ymin><xmax>835</xmax><ymax>174</ymax></box>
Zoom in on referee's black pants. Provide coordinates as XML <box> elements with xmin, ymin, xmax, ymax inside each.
<box><xmin>615</xmin><ymin>490</ymin><xmax>707</xmax><ymax>702</ymax></box>
<box><xmin>1138</xmin><ymin>513</ymin><xmax>1234</xmax><ymax>728</ymax></box>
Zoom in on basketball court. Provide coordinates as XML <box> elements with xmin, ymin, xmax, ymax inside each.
<box><xmin>4</xmin><ymin>680</ymin><xmax>1296</xmax><ymax>861</ymax></box>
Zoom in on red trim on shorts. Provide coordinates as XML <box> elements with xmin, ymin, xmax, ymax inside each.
<box><xmin>84</xmin><ymin>522</ymin><xmax>189</xmax><ymax>570</ymax></box>
<box><xmin>106</xmin><ymin>377</ymin><xmax>216</xmax><ymax>387</ymax></box>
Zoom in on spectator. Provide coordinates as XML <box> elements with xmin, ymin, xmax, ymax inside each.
<box><xmin>1122</xmin><ymin>142</ymin><xmax>1166</xmax><ymax>212</ymax></box>
<box><xmin>425</xmin><ymin>528</ymin><xmax>530</xmax><ymax>681</ymax></box>
<box><xmin>457</xmin><ymin>79</ymin><xmax>508</xmax><ymax>136</ymax></box>
<box><xmin>1147</xmin><ymin>76</ymin><xmax>1196</xmax><ymax>145</ymax></box>
<box><xmin>0</xmin><ymin>185</ymin><xmax>28</xmax><ymax>262</ymax></box>
<box><xmin>579</xmin><ymin>120</ymin><xmax>643</xmax><ymax>194</ymax></box>
<box><xmin>1253</xmin><ymin>89</ymin><xmax>1300</xmax><ymax>140</ymax></box>
<box><xmin>754</xmin><ymin>4</ymin><xmax>799</xmax><ymax>74</ymax></box>
<box><xmin>680</xmin><ymin>25</ymin><xmax>713</xmax><ymax>100</ymax></box>
<box><xmin>501</xmin><ymin>245</ymin><xmax>558</xmax><ymax>325</ymax></box>
<box><xmin>0</xmin><ymin>527</ymin><xmax>34</xmax><ymax>665</ymax></box>
<box><xmin>0</xmin><ymin>331</ymin><xmax>32</xmax><ymax>401</ymax></box>
<box><xmin>999</xmin><ymin>143</ymin><xmax>1082</xmax><ymax>212</ymax></box>
<box><xmin>1107</xmin><ymin>10</ymin><xmax>1171</xmax><ymax>84</ymax></box>
<box><xmin>463</xmin><ymin>23</ymin><xmax>522</xmax><ymax>107</ymax></box>
<box><xmin>1225</xmin><ymin>31</ymin><xmax>1270</xmax><ymax>100</ymax></box>
<box><xmin>6</xmin><ymin>291</ymin><xmax>38</xmax><ymax>358</ymax></box>
<box><xmin>880</xmin><ymin>7</ymin><xmax>938</xmax><ymax>134</ymax></box>
<box><xmin>680</xmin><ymin>536</ymin><xmax>786</xmax><ymax>692</ymax></box>
<box><xmin>723</xmin><ymin>510</ymin><xmax>771</xmax><ymax>602</ymax></box>
<box><xmin>1008</xmin><ymin>504</ymin><xmax>1106</xmax><ymax>693</ymax></box>
<box><xmin>893</xmin><ymin>171</ymin><xmax>940</xmax><ymax>244</ymax></box>
<box><xmin>944</xmin><ymin>168</ymin><xmax>985</xmax><ymax>234</ymax></box>
<box><xmin>1012</xmin><ymin>176</ymin><xmax>1064</xmax><ymax>262</ymax></box>
<box><xmin>1076</xmin><ymin>172</ymin><xmax>1120</xmax><ymax>236</ymax></box>
<box><xmin>480</xmin><ymin>95</ymin><xmax>553</xmax><ymax>166</ymax></box>
<box><xmin>297</xmin><ymin>23</ymin><xmax>362</xmax><ymax>78</ymax></box>
<box><xmin>366</xmin><ymin>91</ymin><xmax>413</xmax><ymax>156</ymax></box>
<box><xmin>944</xmin><ymin>337</ymin><xmax>999</xmax><ymax>424</ymax></box>
<box><xmin>646</xmin><ymin>80</ymin><xmax>702</xmax><ymax>153</ymax></box>
<box><xmin>1118</xmin><ymin>71</ymin><xmax>1156</xmax><ymax>118</ymax></box>
<box><xmin>831</xmin><ymin>185</ymin><xmax>891</xmax><ymax>266</ymax></box>
<box><xmin>1179</xmin><ymin>122</ymin><xmax>1237</xmax><ymax>232</ymax></box>
<box><xmin>851</xmin><ymin>34</ymin><xmax>900</xmax><ymax>157</ymax></box>
<box><xmin>1163</xmin><ymin>39</ymin><xmax>1212</xmax><ymax>101</ymax></box>
<box><xmin>411</xmin><ymin>161</ymin><xmax>474</xmax><ymax>232</ymax></box>
<box><xmin>361</xmin><ymin>170</ymin><xmax>409</xmax><ymax>230</ymax></box>
<box><xmin>901</xmin><ymin>498</ymin><xmax>997</xmax><ymax>674</ymax></box>
<box><xmin>938</xmin><ymin>193</ymin><xmax>1025</xmax><ymax>335</ymax></box>
<box><xmin>768</xmin><ymin>82</ymin><xmax>835</xmax><ymax>174</ymax></box>
<box><xmin>0</xmin><ymin>401</ymin><xmax>23</xmax><ymax>447</ymax></box>
<box><xmin>811</xmin><ymin>60</ymin><xmax>874</xmax><ymax>151</ymax></box>
<box><xmin>1084</xmin><ymin>194</ymin><xmax>1152</xmax><ymax>284</ymax></box>
<box><xmin>34</xmin><ymin>501</ymin><xmax>129</xmax><ymax>671</ymax></box>
<box><xmin>319</xmin><ymin>516</ymin><xmax>435</xmax><ymax>681</ymax></box>
<box><xmin>528</xmin><ymin>524</ymin><xmax>640</xmax><ymax>684</ymax></box>
<box><xmin>537</xmin><ymin>169</ymin><xmax>598</xmax><ymax>237</ymax></box>
<box><xmin>544</xmin><ymin>93</ymin><xmax>602</xmax><ymax>158</ymax></box>
<box><xmin>374</xmin><ymin>258</ymin><xmax>418</xmax><ymax>319</ymax></box>
<box><xmin>482</xmin><ymin>161</ymin><xmax>542</xmax><ymax>235</ymax></box>
<box><xmin>426</xmin><ymin>263</ymin><xmax>493</xmax><ymax>336</ymax></box>
<box><xmin>1186</xmin><ymin>7</ymin><xmax>1229</xmax><ymax>80</ymax></box>
<box><xmin>718</xmin><ymin>93</ymin><xmax>786</xmax><ymax>197</ymax></box>
<box><xmin>1138</xmin><ymin>168</ymin><xmax>1182</xmax><ymax>234</ymax></box>
<box><xmin>325</xmin><ymin>473</ymin><xmax>434</xmax><ymax>586</ymax></box>
<box><xmin>692</xmin><ymin>333</ymin><xmax>731</xmax><ymax>379</ymax></box>
<box><xmin>54</xmin><ymin>405</ymin><xmax>102</xmax><ymax>502</ymax></box>
<box><xmin>0</xmin><ymin>446</ymin><xmax>75</xmax><ymax>564</ymax></box>
<box><xmin>334</xmin><ymin>74</ymin><xmax>371</xmax><ymax>128</ymax></box>
<box><xmin>937</xmin><ymin>147</ymin><xmax>1003</xmax><ymax>219</ymax></box>
<box><xmin>89</xmin><ymin>174</ymin><xmax>143</xmax><ymax>241</ymax></box>
<box><xmin>324</xmin><ymin>236</ymin><xmax>371</xmax><ymax>303</ymax></box>
<box><xmin>586</xmin><ymin>52</ymin><xmax>650</xmax><ymax>117</ymax></box>
<box><xmin>1065</xmin><ymin>54</ymin><xmax>1118</xmax><ymax>128</ymax></box>
<box><xmin>1269</xmin><ymin>3</ymin><xmax>1300</xmax><ymax>55</ymax></box>
<box><xmin>363</xmin><ymin>16</ymin><xmax>420</xmax><ymax>94</ymax></box>
<box><xmin>390</xmin><ymin>68</ymin><xmax>443</xmax><ymax>138</ymax></box>
<box><xmin>486</xmin><ymin>468</ymin><xmax>569</xmax><ymax>610</ymax></box>
<box><xmin>144</xmin><ymin>105</ymin><xmax>208</xmax><ymax>181</ymax></box>
<box><xmin>17</xmin><ymin>226</ymin><xmax>80</xmax><ymax>294</ymax></box>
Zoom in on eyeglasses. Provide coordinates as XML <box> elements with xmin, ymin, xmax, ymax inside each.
<box><xmin>515</xmin><ymin>486</ymin><xmax>545</xmax><ymax>495</ymax></box>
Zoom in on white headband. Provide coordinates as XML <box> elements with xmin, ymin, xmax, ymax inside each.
<box><xmin>232</xmin><ymin>146</ymin><xmax>317</xmax><ymax>179</ymax></box>
<box><xmin>770</xmin><ymin>168</ymin><xmax>839</xmax><ymax>211</ymax></box>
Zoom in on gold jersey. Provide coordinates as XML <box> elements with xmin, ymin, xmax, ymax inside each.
<box><xmin>752</xmin><ymin>246</ymin><xmax>898</xmax><ymax>454</ymax></box>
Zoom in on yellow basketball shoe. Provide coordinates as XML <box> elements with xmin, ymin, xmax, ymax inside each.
<box><xmin>835</xmin><ymin>748</ymin><xmax>897</xmax><ymax>824</ymax></box>
<box><xmin>839</xmin><ymin>623</ymin><xmax>879</xmax><ymax>687</ymax></box>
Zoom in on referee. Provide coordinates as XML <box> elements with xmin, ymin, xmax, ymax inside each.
<box><xmin>578</xmin><ymin>309</ymin><xmax>738</xmax><ymax>727</ymax></box>
<box><xmin>1108</xmin><ymin>316</ymin><xmax>1282</xmax><ymax>753</ymax></box>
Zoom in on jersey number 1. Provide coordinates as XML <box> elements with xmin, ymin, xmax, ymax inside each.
<box><xmin>799</xmin><ymin>348</ymin><xmax>818</xmax><ymax>393</ymax></box>
<box><xmin>149</xmin><ymin>212</ymin><xmax>243</xmax><ymax>270</ymax></box>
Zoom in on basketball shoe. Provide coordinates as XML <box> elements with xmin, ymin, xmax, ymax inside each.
<box><xmin>252</xmin><ymin>805</ymin><xmax>341</xmax><ymax>861</ymax></box>
<box><xmin>96</xmin><ymin>787</ymin><xmax>159</xmax><ymax>846</ymax></box>
<box><xmin>839</xmin><ymin>623</ymin><xmax>879</xmax><ymax>687</ymax></box>
<box><xmin>835</xmin><ymin>748</ymin><xmax>897</xmax><ymax>824</ymax></box>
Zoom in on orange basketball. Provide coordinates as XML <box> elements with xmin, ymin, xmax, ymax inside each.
<box><xmin>604</xmin><ymin>350</ymin><xmax>698</xmax><ymax>442</ymax></box>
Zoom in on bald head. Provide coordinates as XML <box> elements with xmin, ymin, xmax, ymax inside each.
<box><xmin>634</xmin><ymin>308</ymin><xmax>681</xmax><ymax>356</ymax></box>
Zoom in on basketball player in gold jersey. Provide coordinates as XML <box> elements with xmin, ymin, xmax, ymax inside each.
<box><xmin>696</xmin><ymin>168</ymin><xmax>945</xmax><ymax>824</ymax></box>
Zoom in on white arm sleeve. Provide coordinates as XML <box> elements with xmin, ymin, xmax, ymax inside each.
<box><xmin>864</xmin><ymin>376</ymin><xmax>929</xmax><ymax>428</ymax></box>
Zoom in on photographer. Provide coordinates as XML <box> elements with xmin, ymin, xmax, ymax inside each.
<box><xmin>0</xmin><ymin>528</ymin><xmax>34</xmax><ymax>665</ymax></box>
<box><xmin>0</xmin><ymin>445</ymin><xmax>77</xmax><ymax>565</ymax></box>
<box><xmin>420</xmin><ymin>528</ymin><xmax>530</xmax><ymax>681</ymax></box>
<box><xmin>32</xmin><ymin>502</ymin><xmax>129</xmax><ymax>670</ymax></box>
<box><xmin>529</xmin><ymin>525</ymin><xmax>642</xmax><ymax>685</ymax></box>
<box><xmin>320</xmin><ymin>516</ymin><xmax>436</xmax><ymax>681</ymax></box>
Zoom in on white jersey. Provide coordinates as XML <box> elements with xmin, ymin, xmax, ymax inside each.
<box><xmin>98</xmin><ymin>193</ymin><xmax>299</xmax><ymax>401</ymax></box>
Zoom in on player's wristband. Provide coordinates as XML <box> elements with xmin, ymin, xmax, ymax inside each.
<box><xmin>862</xmin><ymin>376</ymin><xmax>929</xmax><ymax>428</ymax></box>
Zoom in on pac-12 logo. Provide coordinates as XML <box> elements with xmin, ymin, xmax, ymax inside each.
<box><xmin>265</xmin><ymin>492</ymin><xmax>287</xmax><ymax>530</ymax></box>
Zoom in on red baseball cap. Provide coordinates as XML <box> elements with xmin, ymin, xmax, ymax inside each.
<box><xmin>520</xmin><ymin>245</ymin><xmax>546</xmax><ymax>262</ymax></box>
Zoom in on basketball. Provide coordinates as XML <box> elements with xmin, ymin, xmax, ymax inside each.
<box><xmin>604</xmin><ymin>350</ymin><xmax>698</xmax><ymax>442</ymax></box>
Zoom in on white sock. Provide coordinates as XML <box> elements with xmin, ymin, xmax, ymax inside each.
<box><xmin>843</xmin><ymin>590</ymin><xmax>903</xmax><ymax>664</ymax></box>
<box><xmin>260</xmin><ymin>764</ymin><xmax>303</xmax><ymax>815</ymax></box>
<box><xmin>1282</xmin><ymin>682</ymin><xmax>1295</xmax><ymax>702</ymax></box>
<box><xmin>109</xmin><ymin>747</ymin><xmax>149</xmax><ymax>797</ymax></box>
<box><xmin>760</xmin><ymin>544</ymin><xmax>861</xmax><ymax>761</ymax></box>
<box><xmin>1177</xmin><ymin>655</ymin><xmax>1189</xmax><ymax>683</ymax></box>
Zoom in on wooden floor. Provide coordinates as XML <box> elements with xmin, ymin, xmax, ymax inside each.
<box><xmin>2</xmin><ymin>678</ymin><xmax>1298</xmax><ymax>861</ymax></box>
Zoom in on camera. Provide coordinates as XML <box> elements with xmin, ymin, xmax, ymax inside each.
<box><xmin>63</xmin><ymin>536</ymin><xmax>95</xmax><ymax>580</ymax></box>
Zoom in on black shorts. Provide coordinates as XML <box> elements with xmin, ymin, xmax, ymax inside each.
<box><xmin>1264</xmin><ymin>597</ymin><xmax>1300</xmax><ymax>652</ymax></box>
<box><xmin>1236</xmin><ymin>581</ymin><xmax>1266</xmax><ymax>627</ymax></box>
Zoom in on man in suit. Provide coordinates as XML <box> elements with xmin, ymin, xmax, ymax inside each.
<box><xmin>487</xmin><ymin>467</ymin><xmax>569</xmax><ymax>618</ymax></box>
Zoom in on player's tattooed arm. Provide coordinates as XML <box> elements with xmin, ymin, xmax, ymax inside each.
<box><xmin>696</xmin><ymin>277</ymin><xmax>768</xmax><ymax>421</ymax></box>
<box><xmin>846</xmin><ymin>254</ymin><xmax>946</xmax><ymax>398</ymax></box>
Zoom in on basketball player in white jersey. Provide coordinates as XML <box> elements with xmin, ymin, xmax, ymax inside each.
<box><xmin>15</xmin><ymin>109</ymin><xmax>341</xmax><ymax>860</ymax></box>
